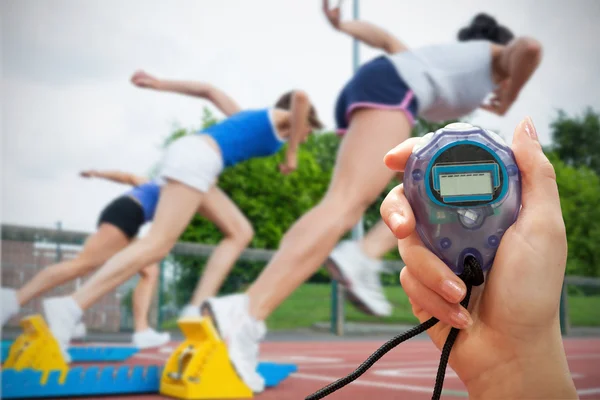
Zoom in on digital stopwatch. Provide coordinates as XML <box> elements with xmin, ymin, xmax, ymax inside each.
<box><xmin>403</xmin><ymin>122</ymin><xmax>522</xmax><ymax>275</ymax></box>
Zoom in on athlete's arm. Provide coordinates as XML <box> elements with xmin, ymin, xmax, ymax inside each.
<box><xmin>131</xmin><ymin>70</ymin><xmax>242</xmax><ymax>117</ymax></box>
<box><xmin>80</xmin><ymin>170</ymin><xmax>148</xmax><ymax>186</ymax></box>
<box><xmin>322</xmin><ymin>0</ymin><xmax>406</xmax><ymax>54</ymax></box>
<box><xmin>481</xmin><ymin>38</ymin><xmax>542</xmax><ymax>116</ymax></box>
<box><xmin>279</xmin><ymin>91</ymin><xmax>311</xmax><ymax>175</ymax></box>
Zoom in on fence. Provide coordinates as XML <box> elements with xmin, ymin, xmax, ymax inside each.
<box><xmin>2</xmin><ymin>224</ymin><xmax>599</xmax><ymax>335</ymax></box>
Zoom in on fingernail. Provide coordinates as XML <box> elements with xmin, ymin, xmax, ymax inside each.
<box><xmin>524</xmin><ymin>116</ymin><xmax>538</xmax><ymax>141</ymax></box>
<box><xmin>451</xmin><ymin>309</ymin><xmax>473</xmax><ymax>329</ymax></box>
<box><xmin>388</xmin><ymin>212</ymin><xmax>405</xmax><ymax>232</ymax></box>
<box><xmin>441</xmin><ymin>280</ymin><xmax>466</xmax><ymax>303</ymax></box>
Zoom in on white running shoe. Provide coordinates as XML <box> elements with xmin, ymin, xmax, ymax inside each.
<box><xmin>202</xmin><ymin>294</ymin><xmax>266</xmax><ymax>393</ymax></box>
<box><xmin>327</xmin><ymin>240</ymin><xmax>392</xmax><ymax>317</ymax></box>
<box><xmin>72</xmin><ymin>321</ymin><xmax>87</xmax><ymax>339</ymax></box>
<box><xmin>179</xmin><ymin>304</ymin><xmax>201</xmax><ymax>319</ymax></box>
<box><xmin>132</xmin><ymin>328</ymin><xmax>171</xmax><ymax>349</ymax></box>
<box><xmin>1</xmin><ymin>288</ymin><xmax>20</xmax><ymax>326</ymax></box>
<box><xmin>42</xmin><ymin>296</ymin><xmax>82</xmax><ymax>363</ymax></box>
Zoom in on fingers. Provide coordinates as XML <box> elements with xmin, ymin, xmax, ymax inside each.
<box><xmin>380</xmin><ymin>184</ymin><xmax>415</xmax><ymax>240</ymax></box>
<box><xmin>401</xmin><ymin>267</ymin><xmax>472</xmax><ymax>329</ymax></box>
<box><xmin>511</xmin><ymin>117</ymin><xmax>561</xmax><ymax>216</ymax></box>
<box><xmin>383</xmin><ymin>137</ymin><xmax>421</xmax><ymax>171</ymax></box>
<box><xmin>398</xmin><ymin>229</ymin><xmax>467</xmax><ymax>304</ymax></box>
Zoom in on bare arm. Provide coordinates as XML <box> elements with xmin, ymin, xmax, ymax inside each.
<box><xmin>279</xmin><ymin>91</ymin><xmax>311</xmax><ymax>175</ymax></box>
<box><xmin>131</xmin><ymin>71</ymin><xmax>242</xmax><ymax>117</ymax></box>
<box><xmin>482</xmin><ymin>38</ymin><xmax>542</xmax><ymax>116</ymax></box>
<box><xmin>322</xmin><ymin>0</ymin><xmax>406</xmax><ymax>54</ymax></box>
<box><xmin>80</xmin><ymin>170</ymin><xmax>148</xmax><ymax>186</ymax></box>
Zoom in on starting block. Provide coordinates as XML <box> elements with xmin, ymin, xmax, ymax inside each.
<box><xmin>160</xmin><ymin>317</ymin><xmax>254</xmax><ymax>399</ymax></box>
<box><xmin>2</xmin><ymin>342</ymin><xmax>139</xmax><ymax>363</ymax></box>
<box><xmin>1</xmin><ymin>365</ymin><xmax>161</xmax><ymax>399</ymax></box>
<box><xmin>3</xmin><ymin>315</ymin><xmax>68</xmax><ymax>384</ymax></box>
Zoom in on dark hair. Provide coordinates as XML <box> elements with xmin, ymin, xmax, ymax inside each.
<box><xmin>274</xmin><ymin>91</ymin><xmax>324</xmax><ymax>130</ymax></box>
<box><xmin>458</xmin><ymin>13</ymin><xmax>514</xmax><ymax>45</ymax></box>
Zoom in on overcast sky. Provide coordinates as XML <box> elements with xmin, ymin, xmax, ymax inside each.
<box><xmin>2</xmin><ymin>0</ymin><xmax>599</xmax><ymax>232</ymax></box>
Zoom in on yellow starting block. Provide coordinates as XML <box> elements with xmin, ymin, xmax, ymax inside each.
<box><xmin>3</xmin><ymin>315</ymin><xmax>69</xmax><ymax>384</ymax></box>
<box><xmin>160</xmin><ymin>317</ymin><xmax>253</xmax><ymax>399</ymax></box>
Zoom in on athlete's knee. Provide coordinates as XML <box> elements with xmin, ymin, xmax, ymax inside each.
<box><xmin>321</xmin><ymin>191</ymin><xmax>372</xmax><ymax>229</ymax></box>
<box><xmin>73</xmin><ymin>253</ymin><xmax>103</xmax><ymax>274</ymax></box>
<box><xmin>140</xmin><ymin>236</ymin><xmax>174</xmax><ymax>262</ymax></box>
<box><xmin>140</xmin><ymin>264</ymin><xmax>160</xmax><ymax>280</ymax></box>
<box><xmin>231</xmin><ymin>218</ymin><xmax>254</xmax><ymax>247</ymax></box>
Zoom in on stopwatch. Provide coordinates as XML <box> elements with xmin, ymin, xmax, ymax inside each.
<box><xmin>403</xmin><ymin>122</ymin><xmax>521</xmax><ymax>274</ymax></box>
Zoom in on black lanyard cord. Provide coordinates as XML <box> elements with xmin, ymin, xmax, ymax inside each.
<box><xmin>305</xmin><ymin>256</ymin><xmax>484</xmax><ymax>400</ymax></box>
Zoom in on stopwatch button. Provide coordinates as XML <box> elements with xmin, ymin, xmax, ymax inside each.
<box><xmin>486</xmin><ymin>129</ymin><xmax>507</xmax><ymax>146</ymax></box>
<box><xmin>412</xmin><ymin>132</ymin><xmax>435</xmax><ymax>153</ymax></box>
<box><xmin>444</xmin><ymin>122</ymin><xmax>474</xmax><ymax>130</ymax></box>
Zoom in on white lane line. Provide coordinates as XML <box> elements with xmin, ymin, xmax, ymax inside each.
<box><xmin>567</xmin><ymin>354</ymin><xmax>600</xmax><ymax>360</ymax></box>
<box><xmin>293</xmin><ymin>360</ymin><xmax>439</xmax><ymax>369</ymax></box>
<box><xmin>291</xmin><ymin>373</ymin><xmax>468</xmax><ymax>397</ymax></box>
<box><xmin>578</xmin><ymin>388</ymin><xmax>600</xmax><ymax>396</ymax></box>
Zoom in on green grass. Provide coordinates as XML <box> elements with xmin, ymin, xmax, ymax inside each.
<box><xmin>267</xmin><ymin>284</ymin><xmax>418</xmax><ymax>330</ymax></box>
<box><xmin>162</xmin><ymin>284</ymin><xmax>600</xmax><ymax>330</ymax></box>
<box><xmin>568</xmin><ymin>295</ymin><xmax>600</xmax><ymax>326</ymax></box>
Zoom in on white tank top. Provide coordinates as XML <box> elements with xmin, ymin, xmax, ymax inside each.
<box><xmin>386</xmin><ymin>40</ymin><xmax>495</xmax><ymax>122</ymax></box>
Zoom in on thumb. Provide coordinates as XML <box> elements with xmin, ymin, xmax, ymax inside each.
<box><xmin>511</xmin><ymin>117</ymin><xmax>562</xmax><ymax>219</ymax></box>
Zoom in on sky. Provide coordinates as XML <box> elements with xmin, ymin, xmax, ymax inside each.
<box><xmin>2</xmin><ymin>0</ymin><xmax>600</xmax><ymax>232</ymax></box>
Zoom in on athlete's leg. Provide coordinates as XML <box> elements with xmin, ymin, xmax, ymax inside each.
<box><xmin>247</xmin><ymin>109</ymin><xmax>412</xmax><ymax>319</ymax></box>
<box><xmin>133</xmin><ymin>263</ymin><xmax>160</xmax><ymax>332</ymax></box>
<box><xmin>72</xmin><ymin>181</ymin><xmax>204</xmax><ymax>309</ymax></box>
<box><xmin>18</xmin><ymin>224</ymin><xmax>129</xmax><ymax>306</ymax></box>
<box><xmin>187</xmin><ymin>187</ymin><xmax>254</xmax><ymax>308</ymax></box>
<box><xmin>1</xmin><ymin>224</ymin><xmax>129</xmax><ymax>326</ymax></box>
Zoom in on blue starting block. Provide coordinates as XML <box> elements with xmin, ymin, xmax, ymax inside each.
<box><xmin>1</xmin><ymin>341</ymin><xmax>139</xmax><ymax>363</ymax></box>
<box><xmin>259</xmin><ymin>362</ymin><xmax>298</xmax><ymax>387</ymax></box>
<box><xmin>1</xmin><ymin>362</ymin><xmax>297</xmax><ymax>398</ymax></box>
<box><xmin>1</xmin><ymin>365</ymin><xmax>161</xmax><ymax>399</ymax></box>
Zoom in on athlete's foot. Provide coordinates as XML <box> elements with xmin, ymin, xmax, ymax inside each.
<box><xmin>179</xmin><ymin>304</ymin><xmax>201</xmax><ymax>319</ymax></box>
<box><xmin>132</xmin><ymin>328</ymin><xmax>171</xmax><ymax>349</ymax></box>
<box><xmin>72</xmin><ymin>321</ymin><xmax>87</xmax><ymax>340</ymax></box>
<box><xmin>327</xmin><ymin>240</ymin><xmax>392</xmax><ymax>317</ymax></box>
<box><xmin>1</xmin><ymin>288</ymin><xmax>20</xmax><ymax>326</ymax></box>
<box><xmin>202</xmin><ymin>294</ymin><xmax>266</xmax><ymax>393</ymax></box>
<box><xmin>42</xmin><ymin>296</ymin><xmax>82</xmax><ymax>363</ymax></box>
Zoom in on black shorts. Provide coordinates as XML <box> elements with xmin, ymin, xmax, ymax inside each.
<box><xmin>97</xmin><ymin>196</ymin><xmax>145</xmax><ymax>239</ymax></box>
<box><xmin>335</xmin><ymin>56</ymin><xmax>419</xmax><ymax>133</ymax></box>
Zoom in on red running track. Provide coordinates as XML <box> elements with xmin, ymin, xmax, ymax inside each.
<box><xmin>49</xmin><ymin>338</ymin><xmax>600</xmax><ymax>399</ymax></box>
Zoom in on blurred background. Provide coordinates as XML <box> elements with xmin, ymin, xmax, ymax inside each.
<box><xmin>1</xmin><ymin>0</ymin><xmax>599</xmax><ymax>335</ymax></box>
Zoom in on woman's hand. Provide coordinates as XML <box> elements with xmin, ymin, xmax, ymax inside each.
<box><xmin>79</xmin><ymin>170</ymin><xmax>97</xmax><ymax>178</ymax></box>
<box><xmin>131</xmin><ymin>70</ymin><xmax>160</xmax><ymax>89</ymax></box>
<box><xmin>279</xmin><ymin>152</ymin><xmax>298</xmax><ymax>175</ymax></box>
<box><xmin>480</xmin><ymin>79</ymin><xmax>516</xmax><ymax>116</ymax></box>
<box><xmin>380</xmin><ymin>118</ymin><xmax>577</xmax><ymax>399</ymax></box>
<box><xmin>322</xmin><ymin>0</ymin><xmax>342</xmax><ymax>30</ymax></box>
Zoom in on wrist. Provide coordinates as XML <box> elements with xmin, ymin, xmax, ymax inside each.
<box><xmin>466</xmin><ymin>332</ymin><xmax>576</xmax><ymax>399</ymax></box>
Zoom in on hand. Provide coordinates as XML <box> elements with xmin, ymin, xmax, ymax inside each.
<box><xmin>131</xmin><ymin>70</ymin><xmax>160</xmax><ymax>89</ymax></box>
<box><xmin>322</xmin><ymin>0</ymin><xmax>341</xmax><ymax>29</ymax></box>
<box><xmin>480</xmin><ymin>79</ymin><xmax>515</xmax><ymax>116</ymax></box>
<box><xmin>380</xmin><ymin>118</ymin><xmax>577</xmax><ymax>398</ymax></box>
<box><xmin>279</xmin><ymin>153</ymin><xmax>298</xmax><ymax>175</ymax></box>
<box><xmin>80</xmin><ymin>170</ymin><xmax>96</xmax><ymax>178</ymax></box>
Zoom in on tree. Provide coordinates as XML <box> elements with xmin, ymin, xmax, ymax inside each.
<box><xmin>547</xmin><ymin>108</ymin><xmax>600</xmax><ymax>175</ymax></box>
<box><xmin>548</xmin><ymin>153</ymin><xmax>600</xmax><ymax>277</ymax></box>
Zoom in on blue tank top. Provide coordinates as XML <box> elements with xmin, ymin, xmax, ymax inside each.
<box><xmin>125</xmin><ymin>180</ymin><xmax>161</xmax><ymax>222</ymax></box>
<box><xmin>202</xmin><ymin>109</ymin><xmax>285</xmax><ymax>167</ymax></box>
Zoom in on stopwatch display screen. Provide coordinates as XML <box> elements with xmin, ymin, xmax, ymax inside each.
<box><xmin>428</xmin><ymin>143</ymin><xmax>505</xmax><ymax>207</ymax></box>
<box><xmin>438</xmin><ymin>172</ymin><xmax>493</xmax><ymax>197</ymax></box>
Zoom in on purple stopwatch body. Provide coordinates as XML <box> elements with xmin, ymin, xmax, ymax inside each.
<box><xmin>403</xmin><ymin>123</ymin><xmax>522</xmax><ymax>275</ymax></box>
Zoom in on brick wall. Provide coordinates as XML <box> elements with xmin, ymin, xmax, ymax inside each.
<box><xmin>1</xmin><ymin>239</ymin><xmax>131</xmax><ymax>332</ymax></box>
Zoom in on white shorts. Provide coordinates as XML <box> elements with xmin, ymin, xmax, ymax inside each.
<box><xmin>159</xmin><ymin>134</ymin><xmax>223</xmax><ymax>193</ymax></box>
